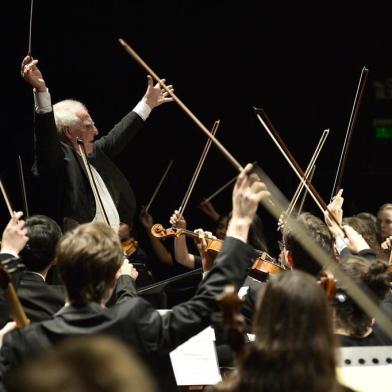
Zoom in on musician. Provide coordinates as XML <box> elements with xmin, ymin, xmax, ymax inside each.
<box><xmin>21</xmin><ymin>56</ymin><xmax>173</xmax><ymax>232</ymax></box>
<box><xmin>377</xmin><ymin>203</ymin><xmax>392</xmax><ymax>241</ymax></box>
<box><xmin>4</xmin><ymin>335</ymin><xmax>155</xmax><ymax>392</ymax></box>
<box><xmin>169</xmin><ymin>210</ymin><xmax>268</xmax><ymax>270</ymax></box>
<box><xmin>0</xmin><ymin>212</ymin><xmax>28</xmax><ymax>331</ymax></box>
<box><xmin>241</xmin><ymin>212</ymin><xmax>334</xmax><ymax>328</ymax></box>
<box><xmin>0</xmin><ymin>214</ymin><xmax>138</xmax><ymax>326</ymax></box>
<box><xmin>334</xmin><ymin>256</ymin><xmax>392</xmax><ymax>346</ymax></box>
<box><xmin>0</xmin><ymin>213</ymin><xmax>28</xmax><ymax>259</ymax></box>
<box><xmin>213</xmin><ymin>271</ymin><xmax>353</xmax><ymax>392</ymax></box>
<box><xmin>118</xmin><ymin>221</ymin><xmax>154</xmax><ymax>288</ymax></box>
<box><xmin>3</xmin><ymin>215</ymin><xmax>65</xmax><ymax>325</ymax></box>
<box><xmin>0</xmin><ymin>163</ymin><xmax>269</xmax><ymax>391</ymax></box>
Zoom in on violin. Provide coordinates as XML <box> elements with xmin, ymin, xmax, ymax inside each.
<box><xmin>249</xmin><ymin>251</ymin><xmax>288</xmax><ymax>282</ymax></box>
<box><xmin>318</xmin><ymin>270</ymin><xmax>336</xmax><ymax>302</ymax></box>
<box><xmin>152</xmin><ymin>223</ymin><xmax>286</xmax><ymax>279</ymax></box>
<box><xmin>151</xmin><ymin>223</ymin><xmax>223</xmax><ymax>256</ymax></box>
<box><xmin>121</xmin><ymin>237</ymin><xmax>138</xmax><ymax>257</ymax></box>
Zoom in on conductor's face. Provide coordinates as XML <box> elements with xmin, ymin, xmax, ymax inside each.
<box><xmin>67</xmin><ymin>108</ymin><xmax>98</xmax><ymax>155</ymax></box>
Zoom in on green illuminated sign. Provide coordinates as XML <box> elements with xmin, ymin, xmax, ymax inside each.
<box><xmin>376</xmin><ymin>126</ymin><xmax>392</xmax><ymax>139</ymax></box>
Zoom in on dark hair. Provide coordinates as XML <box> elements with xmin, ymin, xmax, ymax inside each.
<box><xmin>226</xmin><ymin>212</ymin><xmax>269</xmax><ymax>253</ymax></box>
<box><xmin>334</xmin><ymin>256</ymin><xmax>391</xmax><ymax>337</ymax></box>
<box><xmin>283</xmin><ymin>212</ymin><xmax>333</xmax><ymax>277</ymax></box>
<box><xmin>343</xmin><ymin>216</ymin><xmax>383</xmax><ymax>258</ymax></box>
<box><xmin>20</xmin><ymin>215</ymin><xmax>62</xmax><ymax>272</ymax></box>
<box><xmin>214</xmin><ymin>271</ymin><xmax>340</xmax><ymax>392</ymax></box>
<box><xmin>6</xmin><ymin>335</ymin><xmax>155</xmax><ymax>392</ymax></box>
<box><xmin>355</xmin><ymin>212</ymin><xmax>378</xmax><ymax>233</ymax></box>
<box><xmin>57</xmin><ymin>222</ymin><xmax>123</xmax><ymax>305</ymax></box>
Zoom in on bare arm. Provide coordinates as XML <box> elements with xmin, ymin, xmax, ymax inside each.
<box><xmin>139</xmin><ymin>208</ymin><xmax>173</xmax><ymax>265</ymax></box>
<box><xmin>169</xmin><ymin>210</ymin><xmax>197</xmax><ymax>269</ymax></box>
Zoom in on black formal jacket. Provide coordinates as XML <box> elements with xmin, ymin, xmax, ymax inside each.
<box><xmin>33</xmin><ymin>109</ymin><xmax>145</xmax><ymax>228</ymax></box>
<box><xmin>0</xmin><ymin>237</ymin><xmax>255</xmax><ymax>392</ymax></box>
<box><xmin>12</xmin><ymin>272</ymin><xmax>65</xmax><ymax>324</ymax></box>
<box><xmin>0</xmin><ymin>259</ymin><xmax>136</xmax><ymax>327</ymax></box>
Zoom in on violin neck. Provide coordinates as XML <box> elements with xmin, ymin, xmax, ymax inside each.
<box><xmin>179</xmin><ymin>228</ymin><xmax>217</xmax><ymax>241</ymax></box>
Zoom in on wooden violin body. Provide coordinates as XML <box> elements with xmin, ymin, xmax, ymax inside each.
<box><xmin>121</xmin><ymin>237</ymin><xmax>138</xmax><ymax>257</ymax></box>
<box><xmin>152</xmin><ymin>223</ymin><xmax>286</xmax><ymax>280</ymax></box>
<box><xmin>250</xmin><ymin>252</ymin><xmax>288</xmax><ymax>282</ymax></box>
<box><xmin>318</xmin><ymin>270</ymin><xmax>336</xmax><ymax>302</ymax></box>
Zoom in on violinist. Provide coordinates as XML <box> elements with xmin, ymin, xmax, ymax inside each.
<box><xmin>138</xmin><ymin>207</ymin><xmax>174</xmax><ymax>266</ymax></box>
<box><xmin>325</xmin><ymin>192</ymin><xmax>381</xmax><ymax>262</ymax></box>
<box><xmin>118</xmin><ymin>221</ymin><xmax>153</xmax><ymax>287</ymax></box>
<box><xmin>1</xmin><ymin>215</ymin><xmax>65</xmax><ymax>326</ymax></box>
<box><xmin>0</xmin><ymin>213</ymin><xmax>29</xmax><ymax>331</ymax></box>
<box><xmin>0</xmin><ymin>163</ymin><xmax>270</xmax><ymax>391</ymax></box>
<box><xmin>213</xmin><ymin>271</ymin><xmax>353</xmax><ymax>392</ymax></box>
<box><xmin>377</xmin><ymin>203</ymin><xmax>392</xmax><ymax>241</ymax></box>
<box><xmin>241</xmin><ymin>212</ymin><xmax>334</xmax><ymax>328</ymax></box>
<box><xmin>169</xmin><ymin>209</ymin><xmax>270</xmax><ymax>270</ymax></box>
<box><xmin>332</xmin><ymin>256</ymin><xmax>392</xmax><ymax>347</ymax></box>
<box><xmin>21</xmin><ymin>56</ymin><xmax>174</xmax><ymax>231</ymax></box>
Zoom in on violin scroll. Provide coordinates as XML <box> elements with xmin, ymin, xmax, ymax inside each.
<box><xmin>151</xmin><ymin>224</ymin><xmax>179</xmax><ymax>239</ymax></box>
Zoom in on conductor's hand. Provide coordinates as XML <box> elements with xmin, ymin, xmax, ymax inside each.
<box><xmin>142</xmin><ymin>75</ymin><xmax>174</xmax><ymax>109</ymax></box>
<box><xmin>21</xmin><ymin>56</ymin><xmax>47</xmax><ymax>92</ymax></box>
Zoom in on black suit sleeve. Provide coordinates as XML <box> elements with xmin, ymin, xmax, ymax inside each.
<box><xmin>94</xmin><ymin>111</ymin><xmax>145</xmax><ymax>158</ymax></box>
<box><xmin>133</xmin><ymin>236</ymin><xmax>255</xmax><ymax>355</ymax></box>
<box><xmin>33</xmin><ymin>111</ymin><xmax>64</xmax><ymax>175</ymax></box>
<box><xmin>107</xmin><ymin>275</ymin><xmax>137</xmax><ymax>307</ymax></box>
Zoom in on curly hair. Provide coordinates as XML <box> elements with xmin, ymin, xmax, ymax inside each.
<box><xmin>343</xmin><ymin>216</ymin><xmax>383</xmax><ymax>258</ymax></box>
<box><xmin>334</xmin><ymin>256</ymin><xmax>391</xmax><ymax>337</ymax></box>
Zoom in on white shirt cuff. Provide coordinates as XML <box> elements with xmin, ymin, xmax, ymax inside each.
<box><xmin>0</xmin><ymin>250</ymin><xmax>19</xmax><ymax>258</ymax></box>
<box><xmin>133</xmin><ymin>100</ymin><xmax>151</xmax><ymax>121</ymax></box>
<box><xmin>335</xmin><ymin>236</ymin><xmax>349</xmax><ymax>254</ymax></box>
<box><xmin>33</xmin><ymin>89</ymin><xmax>52</xmax><ymax>113</ymax></box>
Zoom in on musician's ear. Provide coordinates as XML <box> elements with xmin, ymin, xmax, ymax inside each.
<box><xmin>62</xmin><ymin>126</ymin><xmax>73</xmax><ymax>144</ymax></box>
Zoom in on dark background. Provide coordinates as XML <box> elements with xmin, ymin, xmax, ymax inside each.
<box><xmin>1</xmin><ymin>1</ymin><xmax>392</xmax><ymax>253</ymax></box>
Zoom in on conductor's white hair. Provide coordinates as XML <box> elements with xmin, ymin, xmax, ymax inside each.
<box><xmin>53</xmin><ymin>99</ymin><xmax>88</xmax><ymax>137</ymax></box>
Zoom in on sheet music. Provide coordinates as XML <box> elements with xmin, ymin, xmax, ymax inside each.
<box><xmin>337</xmin><ymin>365</ymin><xmax>392</xmax><ymax>392</ymax></box>
<box><xmin>170</xmin><ymin>327</ymin><xmax>221</xmax><ymax>386</ymax></box>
